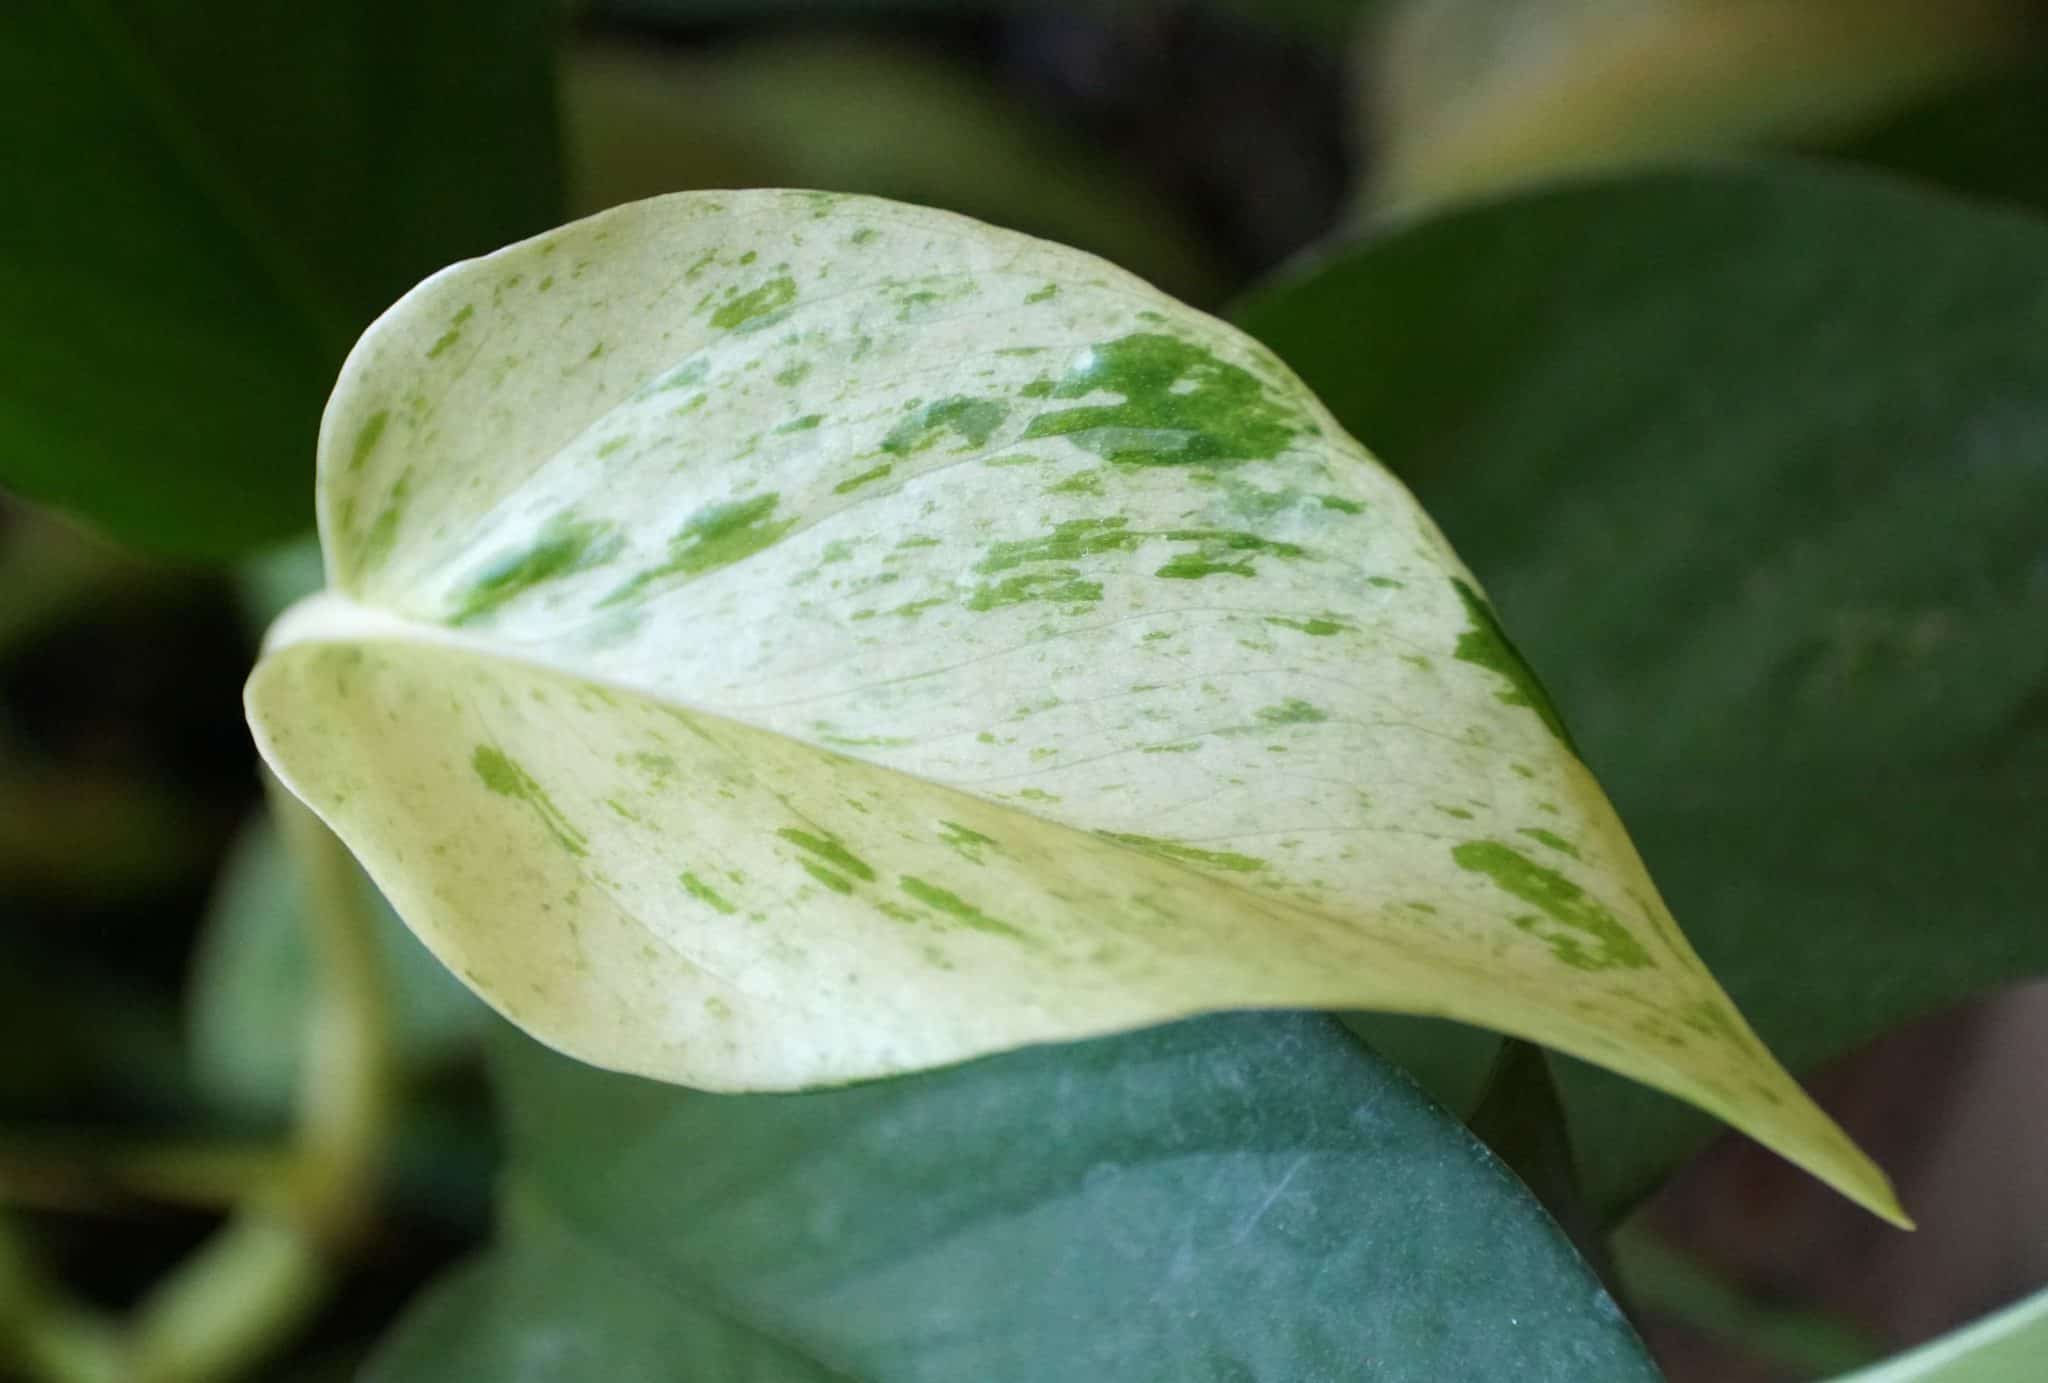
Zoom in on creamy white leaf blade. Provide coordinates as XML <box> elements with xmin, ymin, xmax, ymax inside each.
<box><xmin>246</xmin><ymin>190</ymin><xmax>1901</xmax><ymax>1222</ymax></box>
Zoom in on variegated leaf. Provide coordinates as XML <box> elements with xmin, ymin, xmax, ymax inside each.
<box><xmin>246</xmin><ymin>190</ymin><xmax>1900</xmax><ymax>1222</ymax></box>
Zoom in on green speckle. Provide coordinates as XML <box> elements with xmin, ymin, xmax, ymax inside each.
<box><xmin>899</xmin><ymin>876</ymin><xmax>1026</xmax><ymax>941</ymax></box>
<box><xmin>1436</xmin><ymin>805</ymin><xmax>1475</xmax><ymax>821</ymax></box>
<box><xmin>1318</xmin><ymin>495</ymin><xmax>1364</xmax><ymax>514</ymax></box>
<box><xmin>1020</xmin><ymin>378</ymin><xmax>1056</xmax><ymax>399</ymax></box>
<box><xmin>938</xmin><ymin>821</ymin><xmax>996</xmax><ymax>861</ymax></box>
<box><xmin>881</xmin><ymin>396</ymin><xmax>1008</xmax><ymax>456</ymax></box>
<box><xmin>451</xmin><ymin>516</ymin><xmax>621</xmax><ymax>625</ymax></box>
<box><xmin>1025</xmin><ymin>283</ymin><xmax>1058</xmax><ymax>304</ymax></box>
<box><xmin>1452</xmin><ymin>841</ymin><xmax>1648</xmax><ymax>971</ymax></box>
<box><xmin>357</xmin><ymin>468</ymin><xmax>412</xmax><ymax>569</ymax></box>
<box><xmin>1102</xmin><ymin>832</ymin><xmax>1264</xmax><ymax>873</ymax></box>
<box><xmin>776</xmin><ymin>413</ymin><xmax>824</xmax><ymax>434</ymax></box>
<box><xmin>1014</xmin><ymin>788</ymin><xmax>1059</xmax><ymax>802</ymax></box>
<box><xmin>774</xmin><ymin>361</ymin><xmax>812</xmax><ymax>388</ymax></box>
<box><xmin>1268</xmin><ymin>616</ymin><xmax>1349</xmax><ymax>637</ymax></box>
<box><xmin>596</xmin><ymin>437</ymin><xmax>628</xmax><ymax>458</ymax></box>
<box><xmin>850</xmin><ymin>227</ymin><xmax>878</xmax><ymax>246</ymax></box>
<box><xmin>1021</xmin><ymin>332</ymin><xmax>1299</xmax><ymax>467</ymax></box>
<box><xmin>1453</xmin><ymin>580</ymin><xmax>1575</xmax><ymax>748</ymax></box>
<box><xmin>1256</xmin><ymin>699</ymin><xmax>1326</xmax><ymax>725</ymax></box>
<box><xmin>979</xmin><ymin>517</ymin><xmax>1137</xmax><ymax>573</ymax></box>
<box><xmin>966</xmin><ymin>571</ymin><xmax>1103</xmax><ymax>612</ymax></box>
<box><xmin>777</xmin><ymin>828</ymin><xmax>876</xmax><ymax>882</ymax></box>
<box><xmin>1046</xmin><ymin>468</ymin><xmax>1106</xmax><ymax>497</ymax></box>
<box><xmin>888</xmin><ymin>597</ymin><xmax>946</xmax><ymax>618</ymax></box>
<box><xmin>897</xmin><ymin>535</ymin><xmax>939</xmax><ymax>549</ymax></box>
<box><xmin>711</xmin><ymin>274</ymin><xmax>798</xmax><ymax>331</ymax></box>
<box><xmin>348</xmin><ymin>411</ymin><xmax>390</xmax><ymax>473</ymax></box>
<box><xmin>738</xmin><ymin>250</ymin><xmax>757</xmax><ymax>266</ymax></box>
<box><xmin>425</xmin><ymin>305</ymin><xmax>474</xmax><ymax>360</ymax></box>
<box><xmin>681</xmin><ymin>871</ymin><xmax>737</xmax><ymax>915</ymax></box>
<box><xmin>471</xmin><ymin>746</ymin><xmax>587</xmax><ymax>857</ymax></box>
<box><xmin>1153</xmin><ymin>529</ymin><xmax>1304</xmax><ymax>581</ymax></box>
<box><xmin>604</xmin><ymin>494</ymin><xmax>793</xmax><ymax>604</ymax></box>
<box><xmin>1519</xmin><ymin>827</ymin><xmax>1581</xmax><ymax>860</ymax></box>
<box><xmin>802</xmin><ymin>862</ymin><xmax>855</xmax><ymax>894</ymax></box>
<box><xmin>834</xmin><ymin>462</ymin><xmax>893</xmax><ymax>494</ymax></box>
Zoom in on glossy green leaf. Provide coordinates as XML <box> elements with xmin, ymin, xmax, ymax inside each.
<box><xmin>188</xmin><ymin>816</ymin><xmax>487</xmax><ymax>1120</ymax></box>
<box><xmin>1236</xmin><ymin>162</ymin><xmax>2048</xmax><ymax>1217</ymax></box>
<box><xmin>246</xmin><ymin>188</ymin><xmax>1896</xmax><ymax>1220</ymax></box>
<box><xmin>1365</xmin><ymin>0</ymin><xmax>2029</xmax><ymax>214</ymax></box>
<box><xmin>0</xmin><ymin>0</ymin><xmax>559</xmax><ymax>558</ymax></box>
<box><xmin>1830</xmin><ymin>1285</ymin><xmax>2048</xmax><ymax>1382</ymax></box>
<box><xmin>367</xmin><ymin>1013</ymin><xmax>1659</xmax><ymax>1383</ymax></box>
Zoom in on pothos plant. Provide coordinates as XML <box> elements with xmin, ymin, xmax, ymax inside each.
<box><xmin>5</xmin><ymin>3</ymin><xmax>2048</xmax><ymax>1381</ymax></box>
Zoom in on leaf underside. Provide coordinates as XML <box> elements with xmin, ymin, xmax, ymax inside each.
<box><xmin>246</xmin><ymin>188</ymin><xmax>1898</xmax><ymax>1222</ymax></box>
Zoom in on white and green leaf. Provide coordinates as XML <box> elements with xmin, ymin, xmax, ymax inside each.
<box><xmin>245</xmin><ymin>189</ymin><xmax>1899</xmax><ymax>1222</ymax></box>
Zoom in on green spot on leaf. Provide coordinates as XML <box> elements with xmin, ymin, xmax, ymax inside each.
<box><xmin>899</xmin><ymin>876</ymin><xmax>1027</xmax><ymax>941</ymax></box>
<box><xmin>834</xmin><ymin>462</ymin><xmax>893</xmax><ymax>494</ymax></box>
<box><xmin>710</xmin><ymin>275</ymin><xmax>798</xmax><ymax>331</ymax></box>
<box><xmin>1452</xmin><ymin>841</ymin><xmax>1648</xmax><ymax>972</ymax></box>
<box><xmin>451</xmin><ymin>517</ymin><xmax>622</xmax><ymax>625</ymax></box>
<box><xmin>882</xmin><ymin>397</ymin><xmax>1008</xmax><ymax>456</ymax></box>
<box><xmin>680</xmin><ymin>871</ymin><xmax>737</xmax><ymax>915</ymax></box>
<box><xmin>1102</xmin><ymin>832</ymin><xmax>1265</xmax><ymax>874</ymax></box>
<box><xmin>471</xmin><ymin>746</ymin><xmax>588</xmax><ymax>857</ymax></box>
<box><xmin>777</xmin><ymin>828</ymin><xmax>877</xmax><ymax>883</ymax></box>
<box><xmin>1021</xmin><ymin>332</ymin><xmax>1300</xmax><ymax>467</ymax></box>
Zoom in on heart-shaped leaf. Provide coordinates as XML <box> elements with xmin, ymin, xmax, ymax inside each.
<box><xmin>245</xmin><ymin>189</ymin><xmax>1897</xmax><ymax>1221</ymax></box>
<box><xmin>1235</xmin><ymin>162</ymin><xmax>2048</xmax><ymax>1217</ymax></box>
<box><xmin>366</xmin><ymin>1013</ymin><xmax>1660</xmax><ymax>1383</ymax></box>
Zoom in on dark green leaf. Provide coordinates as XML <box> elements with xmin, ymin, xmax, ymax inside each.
<box><xmin>370</xmin><ymin>1013</ymin><xmax>1658</xmax><ymax>1382</ymax></box>
<box><xmin>1834</xmin><ymin>64</ymin><xmax>2048</xmax><ymax>216</ymax></box>
<box><xmin>0</xmin><ymin>0</ymin><xmax>560</xmax><ymax>558</ymax></box>
<box><xmin>1237</xmin><ymin>164</ymin><xmax>2048</xmax><ymax>1217</ymax></box>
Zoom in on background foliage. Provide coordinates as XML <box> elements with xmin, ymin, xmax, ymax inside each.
<box><xmin>1</xmin><ymin>1</ymin><xmax>2043</xmax><ymax>1379</ymax></box>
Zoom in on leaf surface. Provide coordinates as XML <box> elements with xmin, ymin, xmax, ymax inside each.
<box><xmin>1236</xmin><ymin>163</ymin><xmax>2048</xmax><ymax>1216</ymax></box>
<box><xmin>247</xmin><ymin>189</ymin><xmax>1896</xmax><ymax>1219</ymax></box>
<box><xmin>366</xmin><ymin>1013</ymin><xmax>1659</xmax><ymax>1383</ymax></box>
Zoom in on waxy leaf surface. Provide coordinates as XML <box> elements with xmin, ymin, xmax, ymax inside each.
<box><xmin>247</xmin><ymin>190</ymin><xmax>1896</xmax><ymax>1220</ymax></box>
<box><xmin>368</xmin><ymin>1013</ymin><xmax>1659</xmax><ymax>1383</ymax></box>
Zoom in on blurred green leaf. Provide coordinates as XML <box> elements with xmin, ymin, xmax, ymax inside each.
<box><xmin>1237</xmin><ymin>163</ymin><xmax>2048</xmax><ymax>1217</ymax></box>
<box><xmin>1363</xmin><ymin>0</ymin><xmax>2031</xmax><ymax>215</ymax></box>
<box><xmin>1837</xmin><ymin>64</ymin><xmax>2048</xmax><ymax>216</ymax></box>
<box><xmin>0</xmin><ymin>0</ymin><xmax>561</xmax><ymax>559</ymax></box>
<box><xmin>562</xmin><ymin>36</ymin><xmax>1227</xmax><ymax>304</ymax></box>
<box><xmin>1830</xmin><ymin>1284</ymin><xmax>2048</xmax><ymax>1382</ymax></box>
<box><xmin>368</xmin><ymin>1013</ymin><xmax>1657</xmax><ymax>1382</ymax></box>
<box><xmin>595</xmin><ymin>0</ymin><xmax>1376</xmax><ymax>40</ymax></box>
<box><xmin>189</xmin><ymin>817</ymin><xmax>488</xmax><ymax>1122</ymax></box>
